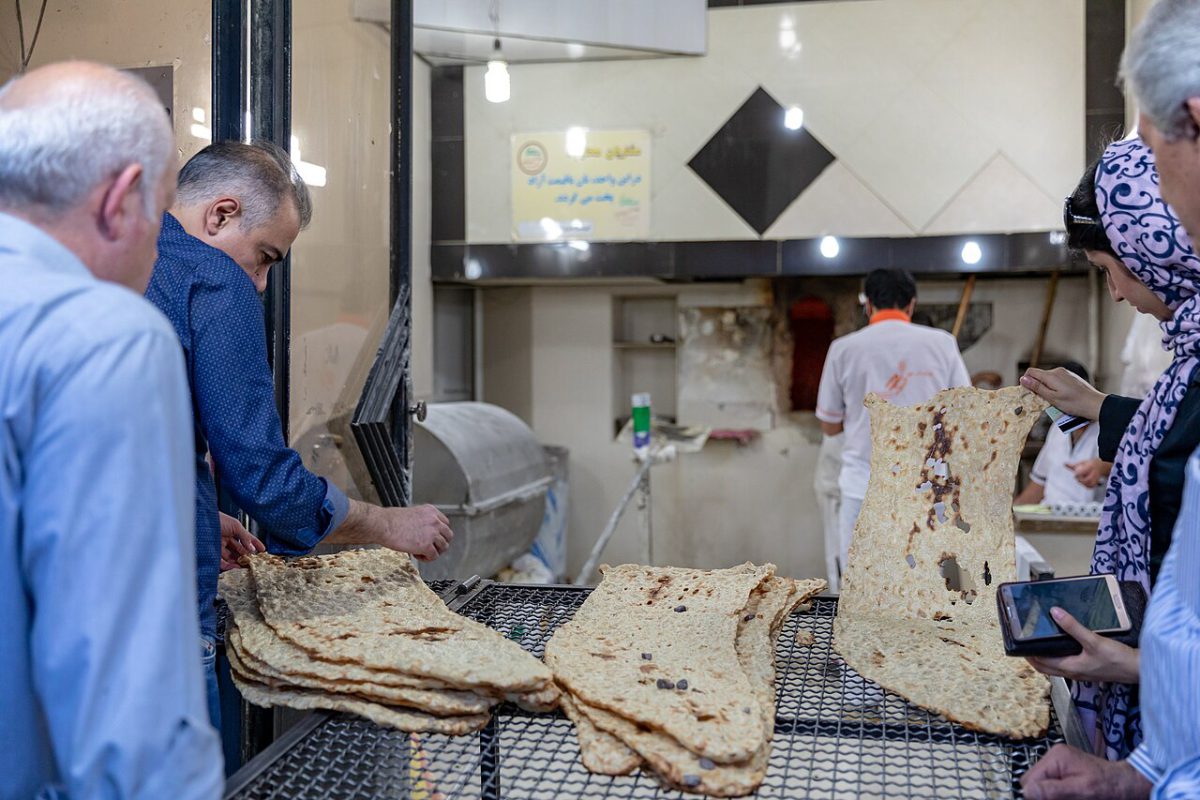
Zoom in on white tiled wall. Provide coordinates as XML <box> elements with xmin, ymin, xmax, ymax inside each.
<box><xmin>464</xmin><ymin>0</ymin><xmax>1084</xmax><ymax>242</ymax></box>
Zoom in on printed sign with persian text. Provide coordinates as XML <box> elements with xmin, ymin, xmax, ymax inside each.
<box><xmin>511</xmin><ymin>130</ymin><xmax>650</xmax><ymax>241</ymax></box>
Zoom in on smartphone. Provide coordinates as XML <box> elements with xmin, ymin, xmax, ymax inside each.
<box><xmin>999</xmin><ymin>574</ymin><xmax>1131</xmax><ymax>645</ymax></box>
<box><xmin>1046</xmin><ymin>406</ymin><xmax>1090</xmax><ymax>434</ymax></box>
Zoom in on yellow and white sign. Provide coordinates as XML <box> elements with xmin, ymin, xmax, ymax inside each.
<box><xmin>511</xmin><ymin>129</ymin><xmax>650</xmax><ymax>242</ymax></box>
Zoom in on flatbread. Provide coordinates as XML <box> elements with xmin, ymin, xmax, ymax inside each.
<box><xmin>834</xmin><ymin>617</ymin><xmax>1048</xmax><ymax>738</ymax></box>
<box><xmin>226</xmin><ymin>642</ymin><xmax>490</xmax><ymax>735</ymax></box>
<box><xmin>246</xmin><ymin>549</ymin><xmax>553</xmax><ymax>694</ymax></box>
<box><xmin>574</xmin><ymin>577</ymin><xmax>824</xmax><ymax>797</ymax></box>
<box><xmin>833</xmin><ymin>386</ymin><xmax>1050</xmax><ymax>739</ymax></box>
<box><xmin>506</xmin><ymin>683</ymin><xmax>561</xmax><ymax>713</ymax></box>
<box><xmin>545</xmin><ymin>563</ymin><xmax>774</xmax><ymax>765</ymax></box>
<box><xmin>221</xmin><ymin>569</ymin><xmax>496</xmax><ymax>716</ymax></box>
<box><xmin>221</xmin><ymin>568</ymin><xmax>457</xmax><ymax>690</ymax></box>
<box><xmin>560</xmin><ymin>693</ymin><xmax>640</xmax><ymax>776</ymax></box>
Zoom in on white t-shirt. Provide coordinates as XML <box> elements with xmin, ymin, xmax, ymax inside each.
<box><xmin>816</xmin><ymin>317</ymin><xmax>971</xmax><ymax>500</ymax></box>
<box><xmin>1030</xmin><ymin>423</ymin><xmax>1104</xmax><ymax>505</ymax></box>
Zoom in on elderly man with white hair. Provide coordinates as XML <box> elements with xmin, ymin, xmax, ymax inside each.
<box><xmin>0</xmin><ymin>62</ymin><xmax>222</xmax><ymax>798</ymax></box>
<box><xmin>1022</xmin><ymin>1</ymin><xmax>1200</xmax><ymax>798</ymax></box>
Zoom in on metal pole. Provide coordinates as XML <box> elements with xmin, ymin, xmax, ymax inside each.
<box><xmin>638</xmin><ymin>468</ymin><xmax>652</xmax><ymax>567</ymax></box>
<box><xmin>575</xmin><ymin>457</ymin><xmax>655</xmax><ymax>586</ymax></box>
<box><xmin>389</xmin><ymin>0</ymin><xmax>416</xmax><ymax>504</ymax></box>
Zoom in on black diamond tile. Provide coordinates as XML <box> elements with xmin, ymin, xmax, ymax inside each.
<box><xmin>688</xmin><ymin>87</ymin><xmax>835</xmax><ymax>235</ymax></box>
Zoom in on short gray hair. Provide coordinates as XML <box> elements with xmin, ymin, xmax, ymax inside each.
<box><xmin>177</xmin><ymin>140</ymin><xmax>312</xmax><ymax>231</ymax></box>
<box><xmin>0</xmin><ymin>70</ymin><xmax>173</xmax><ymax>219</ymax></box>
<box><xmin>1122</xmin><ymin>0</ymin><xmax>1200</xmax><ymax>141</ymax></box>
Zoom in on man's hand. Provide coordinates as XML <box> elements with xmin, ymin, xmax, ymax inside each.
<box><xmin>1026</xmin><ymin>607</ymin><xmax>1140</xmax><ymax>684</ymax></box>
<box><xmin>1020</xmin><ymin>367</ymin><xmax>1107</xmax><ymax>421</ymax></box>
<box><xmin>220</xmin><ymin>511</ymin><xmax>264</xmax><ymax>571</ymax></box>
<box><xmin>374</xmin><ymin>505</ymin><xmax>454</xmax><ymax>562</ymax></box>
<box><xmin>1068</xmin><ymin>458</ymin><xmax>1112</xmax><ymax>489</ymax></box>
<box><xmin>329</xmin><ymin>500</ymin><xmax>454</xmax><ymax>562</ymax></box>
<box><xmin>1021</xmin><ymin>744</ymin><xmax>1151</xmax><ymax>800</ymax></box>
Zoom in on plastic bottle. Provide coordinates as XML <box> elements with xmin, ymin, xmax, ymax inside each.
<box><xmin>631</xmin><ymin>392</ymin><xmax>651</xmax><ymax>460</ymax></box>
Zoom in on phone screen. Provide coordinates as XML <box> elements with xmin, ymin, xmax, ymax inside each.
<box><xmin>1007</xmin><ymin>578</ymin><xmax>1121</xmax><ymax>640</ymax></box>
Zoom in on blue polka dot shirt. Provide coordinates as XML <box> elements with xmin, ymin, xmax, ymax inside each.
<box><xmin>146</xmin><ymin>213</ymin><xmax>349</xmax><ymax>639</ymax></box>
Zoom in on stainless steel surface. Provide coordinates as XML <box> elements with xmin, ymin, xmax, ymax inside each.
<box><xmin>1050</xmin><ymin>676</ymin><xmax>1091</xmax><ymax>751</ymax></box>
<box><xmin>413</xmin><ymin>402</ymin><xmax>551</xmax><ymax>581</ymax></box>
<box><xmin>224</xmin><ymin>586</ymin><xmax>1064</xmax><ymax>799</ymax></box>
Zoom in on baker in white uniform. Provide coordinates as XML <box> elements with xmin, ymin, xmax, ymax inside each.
<box><xmin>1014</xmin><ymin>362</ymin><xmax>1109</xmax><ymax>507</ymax></box>
<box><xmin>816</xmin><ymin>268</ymin><xmax>971</xmax><ymax>583</ymax></box>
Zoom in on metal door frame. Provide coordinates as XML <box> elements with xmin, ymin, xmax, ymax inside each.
<box><xmin>210</xmin><ymin>0</ymin><xmax>416</xmax><ymax>766</ymax></box>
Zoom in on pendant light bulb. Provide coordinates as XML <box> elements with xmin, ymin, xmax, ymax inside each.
<box><xmin>485</xmin><ymin>38</ymin><xmax>510</xmax><ymax>103</ymax></box>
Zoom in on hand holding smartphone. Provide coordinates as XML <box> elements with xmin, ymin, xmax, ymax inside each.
<box><xmin>997</xmin><ymin>574</ymin><xmax>1146</xmax><ymax>658</ymax></box>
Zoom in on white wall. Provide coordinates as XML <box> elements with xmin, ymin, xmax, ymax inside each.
<box><xmin>480</xmin><ymin>275</ymin><xmax>1106</xmax><ymax>582</ymax></box>
<box><xmin>464</xmin><ymin>0</ymin><xmax>1085</xmax><ymax>243</ymax></box>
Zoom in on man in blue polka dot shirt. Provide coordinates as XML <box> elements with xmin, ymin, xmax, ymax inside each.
<box><xmin>145</xmin><ymin>141</ymin><xmax>454</xmax><ymax>731</ymax></box>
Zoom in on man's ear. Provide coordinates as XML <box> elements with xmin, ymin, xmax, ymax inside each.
<box><xmin>97</xmin><ymin>163</ymin><xmax>144</xmax><ymax>241</ymax></box>
<box><xmin>1185</xmin><ymin>98</ymin><xmax>1200</xmax><ymax>141</ymax></box>
<box><xmin>905</xmin><ymin>299</ymin><xmax>916</xmax><ymax>316</ymax></box>
<box><xmin>204</xmin><ymin>197</ymin><xmax>241</xmax><ymax>236</ymax></box>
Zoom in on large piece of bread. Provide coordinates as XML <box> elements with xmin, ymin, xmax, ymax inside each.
<box><xmin>222</xmin><ymin>568</ymin><xmax>496</xmax><ymax>716</ymax></box>
<box><xmin>555</xmin><ymin>570</ymin><xmax>825</xmax><ymax>795</ymax></box>
<box><xmin>226</xmin><ymin>644</ymin><xmax>491</xmax><ymax>735</ymax></box>
<box><xmin>834</xmin><ymin>386</ymin><xmax>1050</xmax><ymax>739</ymax></box>
<box><xmin>546</xmin><ymin>563</ymin><xmax>774</xmax><ymax>765</ymax></box>
<box><xmin>583</xmin><ymin>577</ymin><xmax>812</xmax><ymax>796</ymax></box>
<box><xmin>246</xmin><ymin>549</ymin><xmax>553</xmax><ymax>694</ymax></box>
<box><xmin>559</xmin><ymin>694</ymin><xmax>640</xmax><ymax>776</ymax></box>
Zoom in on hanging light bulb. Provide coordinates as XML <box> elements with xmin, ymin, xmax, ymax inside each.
<box><xmin>485</xmin><ymin>38</ymin><xmax>510</xmax><ymax>103</ymax></box>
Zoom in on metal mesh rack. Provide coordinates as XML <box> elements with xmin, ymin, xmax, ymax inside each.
<box><xmin>225</xmin><ymin>583</ymin><xmax>1063</xmax><ymax>799</ymax></box>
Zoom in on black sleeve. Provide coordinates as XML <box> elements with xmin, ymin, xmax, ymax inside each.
<box><xmin>1098</xmin><ymin>394</ymin><xmax>1141</xmax><ymax>462</ymax></box>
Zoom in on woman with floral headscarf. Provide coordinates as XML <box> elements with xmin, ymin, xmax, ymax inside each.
<box><xmin>1020</xmin><ymin>136</ymin><xmax>1200</xmax><ymax>761</ymax></box>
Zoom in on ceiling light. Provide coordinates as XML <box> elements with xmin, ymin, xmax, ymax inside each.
<box><xmin>784</xmin><ymin>105</ymin><xmax>804</xmax><ymax>131</ymax></box>
<box><xmin>191</xmin><ymin>107</ymin><xmax>206</xmax><ymax>123</ymax></box>
<box><xmin>485</xmin><ymin>39</ymin><xmax>510</xmax><ymax>104</ymax></box>
<box><xmin>190</xmin><ymin>123</ymin><xmax>212</xmax><ymax>141</ymax></box>
<box><xmin>961</xmin><ymin>241</ymin><xmax>982</xmax><ymax>265</ymax></box>
<box><xmin>565</xmin><ymin>127</ymin><xmax>588</xmax><ymax>158</ymax></box>
<box><xmin>819</xmin><ymin>235</ymin><xmax>840</xmax><ymax>258</ymax></box>
<box><xmin>568</xmin><ymin>240</ymin><xmax>590</xmax><ymax>252</ymax></box>
<box><xmin>779</xmin><ymin>17</ymin><xmax>797</xmax><ymax>50</ymax></box>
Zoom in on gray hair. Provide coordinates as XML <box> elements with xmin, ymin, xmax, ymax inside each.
<box><xmin>1122</xmin><ymin>0</ymin><xmax>1200</xmax><ymax>141</ymax></box>
<box><xmin>0</xmin><ymin>69</ymin><xmax>173</xmax><ymax>219</ymax></box>
<box><xmin>176</xmin><ymin>140</ymin><xmax>312</xmax><ymax>231</ymax></box>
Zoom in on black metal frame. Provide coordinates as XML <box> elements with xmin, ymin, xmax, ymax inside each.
<box><xmin>212</xmin><ymin>0</ymin><xmax>294</xmax><ymax>769</ymax></box>
<box><xmin>250</xmin><ymin>0</ymin><xmax>294</xmax><ymax>441</ymax></box>
<box><xmin>213</xmin><ymin>0</ymin><xmax>292</xmax><ymax>439</ymax></box>
<box><xmin>350</xmin><ymin>0</ymin><xmax>417</xmax><ymax>508</ymax></box>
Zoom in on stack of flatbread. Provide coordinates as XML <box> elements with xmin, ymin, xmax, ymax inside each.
<box><xmin>546</xmin><ymin>563</ymin><xmax>825</xmax><ymax>796</ymax></box>
<box><xmin>220</xmin><ymin>548</ymin><xmax>558</xmax><ymax>734</ymax></box>
<box><xmin>833</xmin><ymin>386</ymin><xmax>1051</xmax><ymax>739</ymax></box>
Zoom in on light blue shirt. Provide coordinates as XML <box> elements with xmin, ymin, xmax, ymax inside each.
<box><xmin>0</xmin><ymin>212</ymin><xmax>223</xmax><ymax>799</ymax></box>
<box><xmin>1128</xmin><ymin>448</ymin><xmax>1200</xmax><ymax>798</ymax></box>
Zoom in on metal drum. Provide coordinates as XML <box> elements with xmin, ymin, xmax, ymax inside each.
<box><xmin>413</xmin><ymin>402</ymin><xmax>551</xmax><ymax>581</ymax></box>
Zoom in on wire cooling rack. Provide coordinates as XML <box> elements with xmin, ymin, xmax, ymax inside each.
<box><xmin>224</xmin><ymin>583</ymin><xmax>1062</xmax><ymax>799</ymax></box>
